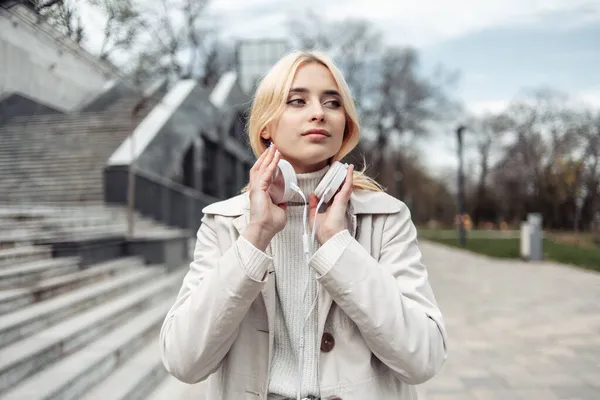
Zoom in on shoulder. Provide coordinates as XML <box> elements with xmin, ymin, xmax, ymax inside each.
<box><xmin>350</xmin><ymin>189</ymin><xmax>408</xmax><ymax>216</ymax></box>
<box><xmin>201</xmin><ymin>193</ymin><xmax>249</xmax><ymax>217</ymax></box>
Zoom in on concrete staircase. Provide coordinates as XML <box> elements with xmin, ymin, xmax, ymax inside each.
<box><xmin>0</xmin><ymin>203</ymin><xmax>181</xmax><ymax>244</ymax></box>
<box><xmin>0</xmin><ymin>246</ymin><xmax>188</xmax><ymax>400</ymax></box>
<box><xmin>0</xmin><ymin>95</ymin><xmax>159</xmax><ymax>204</ymax></box>
<box><xmin>0</xmin><ymin>91</ymin><xmax>207</xmax><ymax>399</ymax></box>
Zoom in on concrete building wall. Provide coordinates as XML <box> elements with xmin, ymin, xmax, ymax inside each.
<box><xmin>0</xmin><ymin>4</ymin><xmax>117</xmax><ymax>111</ymax></box>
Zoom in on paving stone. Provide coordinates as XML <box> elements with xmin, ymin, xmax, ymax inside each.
<box><xmin>417</xmin><ymin>241</ymin><xmax>600</xmax><ymax>400</ymax></box>
<box><xmin>461</xmin><ymin>376</ymin><xmax>510</xmax><ymax>391</ymax></box>
<box><xmin>470</xmin><ymin>389</ymin><xmax>524</xmax><ymax>400</ymax></box>
<box><xmin>551</xmin><ymin>385</ymin><xmax>600</xmax><ymax>400</ymax></box>
<box><xmin>512</xmin><ymin>389</ymin><xmax>561</xmax><ymax>400</ymax></box>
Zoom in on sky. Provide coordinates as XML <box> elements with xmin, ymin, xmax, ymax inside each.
<box><xmin>81</xmin><ymin>0</ymin><xmax>600</xmax><ymax>174</ymax></box>
<box><xmin>207</xmin><ymin>0</ymin><xmax>600</xmax><ymax>110</ymax></box>
<box><xmin>203</xmin><ymin>0</ymin><xmax>600</xmax><ymax>173</ymax></box>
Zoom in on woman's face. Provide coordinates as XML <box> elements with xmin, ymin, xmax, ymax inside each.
<box><xmin>263</xmin><ymin>62</ymin><xmax>347</xmax><ymax>173</ymax></box>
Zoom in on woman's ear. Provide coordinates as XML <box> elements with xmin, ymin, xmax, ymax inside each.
<box><xmin>260</xmin><ymin>128</ymin><xmax>270</xmax><ymax>142</ymax></box>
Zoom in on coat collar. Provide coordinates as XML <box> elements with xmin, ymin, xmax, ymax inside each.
<box><xmin>201</xmin><ymin>189</ymin><xmax>404</xmax><ymax>240</ymax></box>
<box><xmin>201</xmin><ymin>189</ymin><xmax>403</xmax><ymax>218</ymax></box>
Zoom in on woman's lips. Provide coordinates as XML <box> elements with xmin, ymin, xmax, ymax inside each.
<box><xmin>302</xmin><ymin>129</ymin><xmax>330</xmax><ymax>141</ymax></box>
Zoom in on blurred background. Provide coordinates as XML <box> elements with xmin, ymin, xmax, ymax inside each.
<box><xmin>0</xmin><ymin>0</ymin><xmax>599</xmax><ymax>399</ymax></box>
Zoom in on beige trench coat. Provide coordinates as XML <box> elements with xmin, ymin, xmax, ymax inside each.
<box><xmin>160</xmin><ymin>189</ymin><xmax>448</xmax><ymax>400</ymax></box>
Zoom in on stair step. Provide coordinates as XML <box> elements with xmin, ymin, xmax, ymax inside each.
<box><xmin>0</xmin><ymin>174</ymin><xmax>102</xmax><ymax>182</ymax></box>
<box><xmin>80</xmin><ymin>336</ymin><xmax>166</xmax><ymax>400</ymax></box>
<box><xmin>0</xmin><ymin>155</ymin><xmax>109</xmax><ymax>163</ymax></box>
<box><xmin>0</xmin><ymin>256</ymin><xmax>140</xmax><ymax>316</ymax></box>
<box><xmin>0</xmin><ymin>176</ymin><xmax>102</xmax><ymax>184</ymax></box>
<box><xmin>0</xmin><ymin>191</ymin><xmax>104</xmax><ymax>204</ymax></box>
<box><xmin>0</xmin><ymin>246</ymin><xmax>52</xmax><ymax>267</ymax></box>
<box><xmin>0</xmin><ymin>121</ymin><xmax>130</xmax><ymax>131</ymax></box>
<box><xmin>0</xmin><ymin>144</ymin><xmax>122</xmax><ymax>150</ymax></box>
<box><xmin>0</xmin><ymin>215</ymin><xmax>112</xmax><ymax>228</ymax></box>
<box><xmin>0</xmin><ymin>269</ymin><xmax>182</xmax><ymax>394</ymax></box>
<box><xmin>0</xmin><ymin>266</ymin><xmax>159</xmax><ymax>349</ymax></box>
<box><xmin>0</xmin><ymin>182</ymin><xmax>102</xmax><ymax>191</ymax></box>
<box><xmin>7</xmin><ymin>113</ymin><xmax>131</xmax><ymax>123</ymax></box>
<box><xmin>0</xmin><ymin>256</ymin><xmax>80</xmax><ymax>288</ymax></box>
<box><xmin>147</xmin><ymin>375</ymin><xmax>207</xmax><ymax>400</ymax></box>
<box><xmin>0</xmin><ymin>300</ymin><xmax>173</xmax><ymax>400</ymax></box>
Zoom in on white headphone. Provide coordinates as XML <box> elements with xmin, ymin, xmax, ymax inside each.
<box><xmin>267</xmin><ymin>149</ymin><xmax>349</xmax><ymax>400</ymax></box>
<box><xmin>269</xmin><ymin>158</ymin><xmax>349</xmax><ymax>206</ymax></box>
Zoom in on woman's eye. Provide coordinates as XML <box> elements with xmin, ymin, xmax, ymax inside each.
<box><xmin>325</xmin><ymin>100</ymin><xmax>342</xmax><ymax>108</ymax></box>
<box><xmin>287</xmin><ymin>98</ymin><xmax>305</xmax><ymax>105</ymax></box>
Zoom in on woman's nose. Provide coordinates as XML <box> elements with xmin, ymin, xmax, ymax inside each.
<box><xmin>309</xmin><ymin>103</ymin><xmax>325</xmax><ymax>122</ymax></box>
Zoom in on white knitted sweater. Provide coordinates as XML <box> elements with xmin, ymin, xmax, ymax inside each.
<box><xmin>266</xmin><ymin>165</ymin><xmax>329</xmax><ymax>398</ymax></box>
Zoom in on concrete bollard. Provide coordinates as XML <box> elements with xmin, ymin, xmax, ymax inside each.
<box><xmin>527</xmin><ymin>213</ymin><xmax>543</xmax><ymax>261</ymax></box>
<box><xmin>520</xmin><ymin>222</ymin><xmax>530</xmax><ymax>260</ymax></box>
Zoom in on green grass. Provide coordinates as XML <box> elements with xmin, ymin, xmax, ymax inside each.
<box><xmin>420</xmin><ymin>231</ymin><xmax>600</xmax><ymax>273</ymax></box>
<box><xmin>425</xmin><ymin>237</ymin><xmax>521</xmax><ymax>259</ymax></box>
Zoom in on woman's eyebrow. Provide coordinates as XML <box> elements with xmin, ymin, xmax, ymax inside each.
<box><xmin>289</xmin><ymin>87</ymin><xmax>341</xmax><ymax>97</ymax></box>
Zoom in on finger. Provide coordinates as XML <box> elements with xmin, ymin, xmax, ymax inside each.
<box><xmin>333</xmin><ymin>164</ymin><xmax>354</xmax><ymax>206</ymax></box>
<box><xmin>259</xmin><ymin>145</ymin><xmax>277</xmax><ymax>174</ymax></box>
<box><xmin>250</xmin><ymin>147</ymin><xmax>275</xmax><ymax>188</ymax></box>
<box><xmin>259</xmin><ymin>150</ymin><xmax>281</xmax><ymax>189</ymax></box>
<box><xmin>266</xmin><ymin>149</ymin><xmax>281</xmax><ymax>175</ymax></box>
<box><xmin>251</xmin><ymin>147</ymin><xmax>270</xmax><ymax>173</ymax></box>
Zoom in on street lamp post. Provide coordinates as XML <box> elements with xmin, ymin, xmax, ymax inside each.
<box><xmin>456</xmin><ymin>125</ymin><xmax>467</xmax><ymax>247</ymax></box>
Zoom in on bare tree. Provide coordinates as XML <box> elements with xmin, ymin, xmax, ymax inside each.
<box><xmin>483</xmin><ymin>88</ymin><xmax>599</xmax><ymax>230</ymax></box>
<box><xmin>467</xmin><ymin>112</ymin><xmax>513</xmax><ymax>225</ymax></box>
<box><xmin>87</xmin><ymin>0</ymin><xmax>142</xmax><ymax>63</ymax></box>
<box><xmin>32</xmin><ymin>0</ymin><xmax>85</xmax><ymax>44</ymax></box>
<box><xmin>200</xmin><ymin>38</ymin><xmax>235</xmax><ymax>88</ymax></box>
<box><xmin>286</xmin><ymin>11</ymin><xmax>383</xmax><ymax>119</ymax></box>
<box><xmin>366</xmin><ymin>46</ymin><xmax>457</xmax><ymax>194</ymax></box>
<box><xmin>286</xmin><ymin>10</ymin><xmax>333</xmax><ymax>51</ymax></box>
<box><xmin>570</xmin><ymin>110</ymin><xmax>600</xmax><ymax>231</ymax></box>
<box><xmin>138</xmin><ymin>0</ymin><xmax>214</xmax><ymax>82</ymax></box>
<box><xmin>105</xmin><ymin>0</ymin><xmax>230</xmax><ymax>88</ymax></box>
<box><xmin>32</xmin><ymin>0</ymin><xmax>63</xmax><ymax>12</ymax></box>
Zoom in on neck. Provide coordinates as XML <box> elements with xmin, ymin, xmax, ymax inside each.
<box><xmin>291</xmin><ymin>160</ymin><xmax>329</xmax><ymax>174</ymax></box>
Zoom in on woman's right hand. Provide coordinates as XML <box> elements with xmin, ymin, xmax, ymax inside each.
<box><xmin>242</xmin><ymin>144</ymin><xmax>287</xmax><ymax>251</ymax></box>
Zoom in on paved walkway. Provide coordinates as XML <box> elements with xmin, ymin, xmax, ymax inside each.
<box><xmin>416</xmin><ymin>241</ymin><xmax>600</xmax><ymax>400</ymax></box>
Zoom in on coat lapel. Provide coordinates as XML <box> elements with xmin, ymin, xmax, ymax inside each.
<box><xmin>317</xmin><ymin>207</ymin><xmax>358</xmax><ymax>337</ymax></box>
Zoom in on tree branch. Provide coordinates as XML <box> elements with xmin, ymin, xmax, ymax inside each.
<box><xmin>35</xmin><ymin>0</ymin><xmax>63</xmax><ymax>11</ymax></box>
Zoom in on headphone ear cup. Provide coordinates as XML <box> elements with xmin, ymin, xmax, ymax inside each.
<box><xmin>314</xmin><ymin>162</ymin><xmax>348</xmax><ymax>204</ymax></box>
<box><xmin>268</xmin><ymin>159</ymin><xmax>297</xmax><ymax>204</ymax></box>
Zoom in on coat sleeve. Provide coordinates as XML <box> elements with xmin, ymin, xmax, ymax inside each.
<box><xmin>309</xmin><ymin>204</ymin><xmax>448</xmax><ymax>385</ymax></box>
<box><xmin>160</xmin><ymin>214</ymin><xmax>272</xmax><ymax>383</ymax></box>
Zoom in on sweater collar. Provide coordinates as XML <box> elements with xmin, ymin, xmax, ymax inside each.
<box><xmin>288</xmin><ymin>165</ymin><xmax>330</xmax><ymax>205</ymax></box>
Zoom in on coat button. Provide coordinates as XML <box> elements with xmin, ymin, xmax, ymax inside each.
<box><xmin>320</xmin><ymin>332</ymin><xmax>335</xmax><ymax>352</ymax></box>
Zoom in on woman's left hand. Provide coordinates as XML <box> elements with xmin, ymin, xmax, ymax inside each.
<box><xmin>309</xmin><ymin>164</ymin><xmax>354</xmax><ymax>245</ymax></box>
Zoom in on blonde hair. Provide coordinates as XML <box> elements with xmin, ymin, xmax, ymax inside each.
<box><xmin>243</xmin><ymin>50</ymin><xmax>383</xmax><ymax>193</ymax></box>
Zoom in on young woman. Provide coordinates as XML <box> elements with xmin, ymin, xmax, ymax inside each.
<box><xmin>160</xmin><ymin>50</ymin><xmax>448</xmax><ymax>400</ymax></box>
